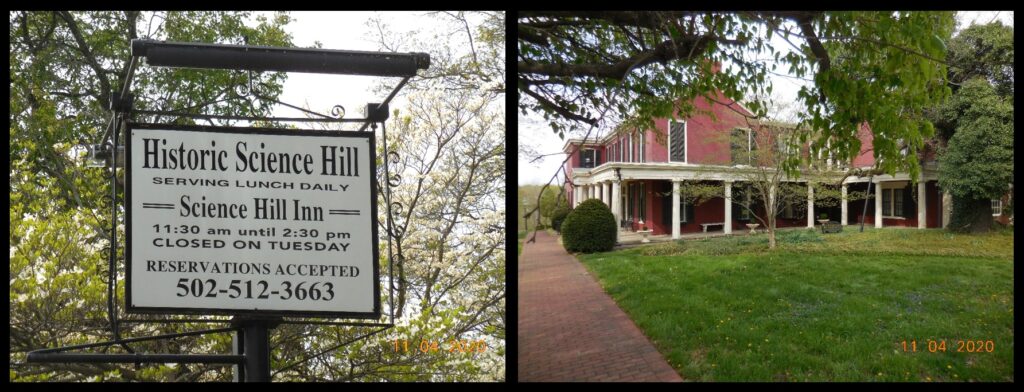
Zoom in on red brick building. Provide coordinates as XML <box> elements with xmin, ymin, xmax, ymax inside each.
<box><xmin>562</xmin><ymin>92</ymin><xmax>965</xmax><ymax>240</ymax></box>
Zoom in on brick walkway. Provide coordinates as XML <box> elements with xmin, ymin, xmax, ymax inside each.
<box><xmin>518</xmin><ymin>231</ymin><xmax>683</xmax><ymax>382</ymax></box>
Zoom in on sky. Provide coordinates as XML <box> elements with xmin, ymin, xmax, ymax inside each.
<box><xmin>517</xmin><ymin>11</ymin><xmax>1014</xmax><ymax>185</ymax></box>
<box><xmin>254</xmin><ymin>11</ymin><xmax>432</xmax><ymax>129</ymax></box>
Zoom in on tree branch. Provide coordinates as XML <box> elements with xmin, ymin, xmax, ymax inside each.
<box><xmin>519</xmin><ymin>80</ymin><xmax>598</xmax><ymax>125</ymax></box>
<box><xmin>519</xmin><ymin>34</ymin><xmax>743</xmax><ymax>80</ymax></box>
<box><xmin>57</xmin><ymin>11</ymin><xmax>112</xmax><ymax>110</ymax></box>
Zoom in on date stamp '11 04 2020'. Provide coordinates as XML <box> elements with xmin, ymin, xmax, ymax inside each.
<box><xmin>899</xmin><ymin>339</ymin><xmax>996</xmax><ymax>353</ymax></box>
<box><xmin>390</xmin><ymin>339</ymin><xmax>488</xmax><ymax>354</ymax></box>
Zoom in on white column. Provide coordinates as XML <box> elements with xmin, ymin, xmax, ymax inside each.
<box><xmin>672</xmin><ymin>180</ymin><xmax>681</xmax><ymax>239</ymax></box>
<box><xmin>841</xmin><ymin>184</ymin><xmax>848</xmax><ymax>225</ymax></box>
<box><xmin>602</xmin><ymin>182</ymin><xmax>610</xmax><ymax>206</ymax></box>
<box><xmin>724</xmin><ymin>181</ymin><xmax>733</xmax><ymax>234</ymax></box>
<box><xmin>807</xmin><ymin>183</ymin><xmax>815</xmax><ymax>228</ymax></box>
<box><xmin>573</xmin><ymin>185</ymin><xmax>581</xmax><ymax>207</ymax></box>
<box><xmin>611</xmin><ymin>180</ymin><xmax>621</xmax><ymax>242</ymax></box>
<box><xmin>918</xmin><ymin>180</ymin><xmax>927</xmax><ymax>229</ymax></box>
<box><xmin>942</xmin><ymin>191</ymin><xmax>952</xmax><ymax>228</ymax></box>
<box><xmin>618</xmin><ymin>184</ymin><xmax>626</xmax><ymax>227</ymax></box>
<box><xmin>874</xmin><ymin>180</ymin><xmax>883</xmax><ymax>228</ymax></box>
<box><xmin>603</xmin><ymin>182</ymin><xmax>611</xmax><ymax>207</ymax></box>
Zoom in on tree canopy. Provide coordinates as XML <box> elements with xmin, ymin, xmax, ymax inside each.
<box><xmin>10</xmin><ymin>11</ymin><xmax>504</xmax><ymax>381</ymax></box>
<box><xmin>928</xmin><ymin>20</ymin><xmax>1014</xmax><ymax>233</ymax></box>
<box><xmin>518</xmin><ymin>11</ymin><xmax>956</xmax><ymax>180</ymax></box>
<box><xmin>930</xmin><ymin>20</ymin><xmax>1014</xmax><ymax>140</ymax></box>
<box><xmin>937</xmin><ymin>78</ymin><xmax>1013</xmax><ymax>200</ymax></box>
<box><xmin>11</xmin><ymin>11</ymin><xmax>293</xmax><ymax>382</ymax></box>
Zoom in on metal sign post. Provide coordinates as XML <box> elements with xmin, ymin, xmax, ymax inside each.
<box><xmin>232</xmin><ymin>316</ymin><xmax>280</xmax><ymax>382</ymax></box>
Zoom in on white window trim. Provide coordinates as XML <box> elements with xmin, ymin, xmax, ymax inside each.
<box><xmin>992</xmin><ymin>199</ymin><xmax>1003</xmax><ymax>216</ymax></box>
<box><xmin>669</xmin><ymin>120</ymin><xmax>687</xmax><ymax>163</ymax></box>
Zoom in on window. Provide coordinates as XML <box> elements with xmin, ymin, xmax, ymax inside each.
<box><xmin>749</xmin><ymin>130</ymin><xmax>758</xmax><ymax>160</ymax></box>
<box><xmin>580</xmin><ymin>149</ymin><xmax>596</xmax><ymax>168</ymax></box>
<box><xmin>670</xmin><ymin>120</ymin><xmax>686</xmax><ymax>162</ymax></box>
<box><xmin>740</xmin><ymin>187</ymin><xmax>751</xmax><ymax>220</ymax></box>
<box><xmin>893</xmin><ymin>189</ymin><xmax>903</xmax><ymax>216</ymax></box>
<box><xmin>639</xmin><ymin>131</ymin><xmax>646</xmax><ymax>162</ymax></box>
<box><xmin>628</xmin><ymin>134</ymin><xmax>633</xmax><ymax>162</ymax></box>
<box><xmin>992</xmin><ymin>199</ymin><xmax>1003</xmax><ymax>216</ymax></box>
<box><xmin>622</xmin><ymin>183</ymin><xmax>630</xmax><ymax>219</ymax></box>
<box><xmin>731</xmin><ymin>128</ymin><xmax>750</xmax><ymax>165</ymax></box>
<box><xmin>679</xmin><ymin>190</ymin><xmax>689</xmax><ymax>223</ymax></box>
<box><xmin>638</xmin><ymin>182</ymin><xmax>646</xmax><ymax>221</ymax></box>
<box><xmin>881</xmin><ymin>188</ymin><xmax>905</xmax><ymax>217</ymax></box>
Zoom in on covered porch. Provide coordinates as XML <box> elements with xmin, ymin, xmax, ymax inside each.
<box><xmin>571</xmin><ymin>162</ymin><xmax>946</xmax><ymax>243</ymax></box>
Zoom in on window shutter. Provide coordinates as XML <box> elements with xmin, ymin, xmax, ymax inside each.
<box><xmin>595</xmin><ymin>150</ymin><xmax>601</xmax><ymax>166</ymax></box>
<box><xmin>670</xmin><ymin>121</ymin><xmax>686</xmax><ymax>162</ymax></box>
<box><xmin>881</xmin><ymin>188</ymin><xmax>891</xmax><ymax>216</ymax></box>
<box><xmin>903</xmin><ymin>185</ymin><xmax>914</xmax><ymax>218</ymax></box>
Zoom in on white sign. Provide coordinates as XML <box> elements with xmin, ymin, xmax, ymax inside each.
<box><xmin>127</xmin><ymin>124</ymin><xmax>379</xmax><ymax>317</ymax></box>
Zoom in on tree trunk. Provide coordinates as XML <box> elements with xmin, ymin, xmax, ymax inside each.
<box><xmin>949</xmin><ymin>195</ymin><xmax>993</xmax><ymax>233</ymax></box>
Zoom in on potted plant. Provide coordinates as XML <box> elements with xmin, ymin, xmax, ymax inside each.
<box><xmin>817</xmin><ymin>213</ymin><xmax>829</xmax><ymax>226</ymax></box>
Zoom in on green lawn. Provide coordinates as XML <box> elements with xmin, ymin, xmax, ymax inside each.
<box><xmin>577</xmin><ymin>227</ymin><xmax>1014</xmax><ymax>381</ymax></box>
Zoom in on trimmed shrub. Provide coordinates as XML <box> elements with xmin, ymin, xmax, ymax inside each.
<box><xmin>550</xmin><ymin>205</ymin><xmax>572</xmax><ymax>232</ymax></box>
<box><xmin>561</xmin><ymin>199</ymin><xmax>617</xmax><ymax>253</ymax></box>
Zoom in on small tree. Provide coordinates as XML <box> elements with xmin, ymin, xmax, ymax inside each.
<box><xmin>684</xmin><ymin>119</ymin><xmax>869</xmax><ymax>248</ymax></box>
